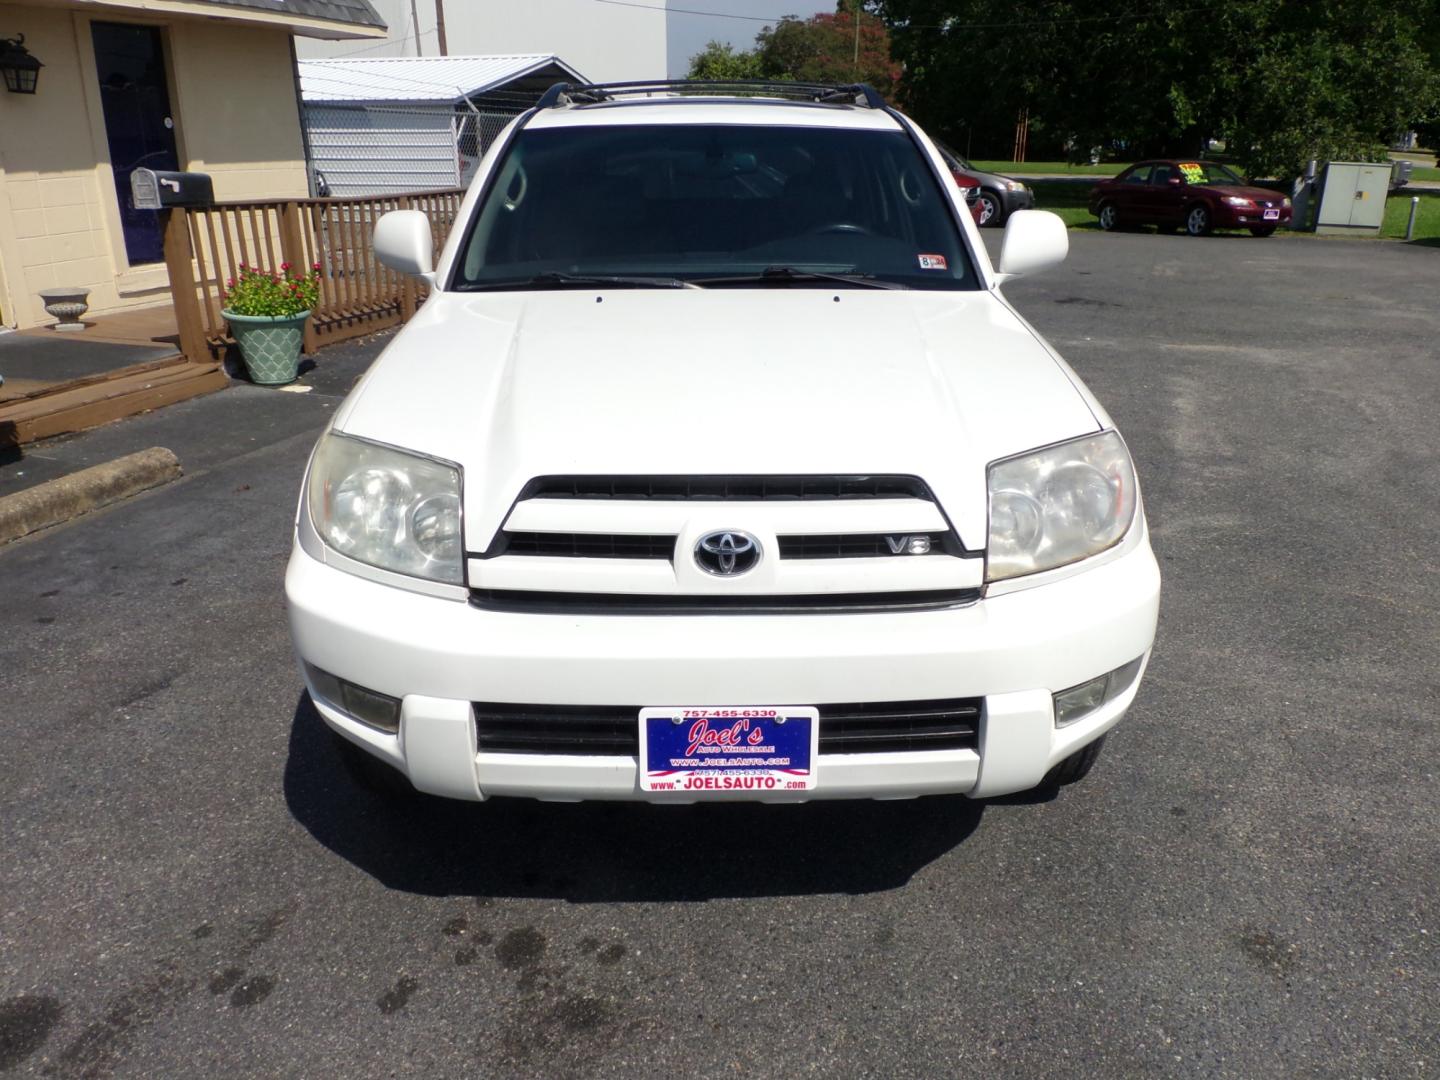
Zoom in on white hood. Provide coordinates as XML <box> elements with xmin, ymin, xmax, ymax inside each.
<box><xmin>334</xmin><ymin>289</ymin><xmax>1100</xmax><ymax>550</ymax></box>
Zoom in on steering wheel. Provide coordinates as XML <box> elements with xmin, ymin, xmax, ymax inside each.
<box><xmin>809</xmin><ymin>222</ymin><xmax>873</xmax><ymax>237</ymax></box>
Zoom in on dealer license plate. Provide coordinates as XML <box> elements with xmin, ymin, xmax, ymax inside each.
<box><xmin>1263</xmin><ymin>209</ymin><xmax>1280</xmax><ymax>220</ymax></box>
<box><xmin>639</xmin><ymin>706</ymin><xmax>819</xmax><ymax>794</ymax></box>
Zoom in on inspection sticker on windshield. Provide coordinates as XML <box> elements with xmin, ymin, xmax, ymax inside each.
<box><xmin>917</xmin><ymin>253</ymin><xmax>948</xmax><ymax>270</ymax></box>
<box><xmin>640</xmin><ymin>707</ymin><xmax>819</xmax><ymax>793</ymax></box>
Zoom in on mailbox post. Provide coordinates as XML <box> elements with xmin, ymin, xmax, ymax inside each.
<box><xmin>131</xmin><ymin>169</ymin><xmax>214</xmax><ymax>366</ymax></box>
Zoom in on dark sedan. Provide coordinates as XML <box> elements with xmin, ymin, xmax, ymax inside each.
<box><xmin>1089</xmin><ymin>160</ymin><xmax>1292</xmax><ymax>236</ymax></box>
<box><xmin>934</xmin><ymin>141</ymin><xmax>1035</xmax><ymax>227</ymax></box>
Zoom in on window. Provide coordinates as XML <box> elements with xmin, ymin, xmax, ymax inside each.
<box><xmin>454</xmin><ymin>124</ymin><xmax>975</xmax><ymax>290</ymax></box>
<box><xmin>1177</xmin><ymin>161</ymin><xmax>1244</xmax><ymax>186</ymax></box>
<box><xmin>1121</xmin><ymin>165</ymin><xmax>1152</xmax><ymax>185</ymax></box>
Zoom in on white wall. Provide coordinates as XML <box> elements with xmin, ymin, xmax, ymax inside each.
<box><xmin>295</xmin><ymin>0</ymin><xmax>667</xmax><ymax>82</ymax></box>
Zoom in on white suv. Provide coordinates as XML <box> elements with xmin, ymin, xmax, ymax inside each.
<box><xmin>285</xmin><ymin>80</ymin><xmax>1160</xmax><ymax>804</ymax></box>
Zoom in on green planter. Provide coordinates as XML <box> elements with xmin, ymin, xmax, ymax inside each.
<box><xmin>224</xmin><ymin>309</ymin><xmax>310</xmax><ymax>385</ymax></box>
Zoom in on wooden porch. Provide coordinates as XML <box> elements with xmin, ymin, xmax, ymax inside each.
<box><xmin>0</xmin><ymin>188</ymin><xmax>462</xmax><ymax>449</ymax></box>
<box><xmin>0</xmin><ymin>305</ymin><xmax>224</xmax><ymax>449</ymax></box>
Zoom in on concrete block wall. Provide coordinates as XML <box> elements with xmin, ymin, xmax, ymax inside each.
<box><xmin>0</xmin><ymin>5</ymin><xmax>310</xmax><ymax>329</ymax></box>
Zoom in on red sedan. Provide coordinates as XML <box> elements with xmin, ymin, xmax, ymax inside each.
<box><xmin>1089</xmin><ymin>160</ymin><xmax>1293</xmax><ymax>237</ymax></box>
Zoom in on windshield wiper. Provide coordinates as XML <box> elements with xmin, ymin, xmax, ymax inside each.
<box><xmin>695</xmin><ymin>267</ymin><xmax>906</xmax><ymax>290</ymax></box>
<box><xmin>458</xmin><ymin>271</ymin><xmax>701</xmax><ymax>291</ymax></box>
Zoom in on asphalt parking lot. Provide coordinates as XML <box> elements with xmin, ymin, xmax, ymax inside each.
<box><xmin>2</xmin><ymin>230</ymin><xmax>1437</xmax><ymax>1079</ymax></box>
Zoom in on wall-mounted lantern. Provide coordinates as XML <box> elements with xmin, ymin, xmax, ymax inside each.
<box><xmin>0</xmin><ymin>34</ymin><xmax>43</xmax><ymax>95</ymax></box>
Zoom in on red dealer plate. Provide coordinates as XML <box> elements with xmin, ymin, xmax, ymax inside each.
<box><xmin>639</xmin><ymin>707</ymin><xmax>819</xmax><ymax>794</ymax></box>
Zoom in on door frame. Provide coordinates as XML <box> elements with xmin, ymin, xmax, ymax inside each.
<box><xmin>75</xmin><ymin>11</ymin><xmax>188</xmax><ymax>289</ymax></box>
<box><xmin>0</xmin><ymin>161</ymin><xmax>17</xmax><ymax>328</ymax></box>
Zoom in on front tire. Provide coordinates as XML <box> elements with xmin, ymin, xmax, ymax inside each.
<box><xmin>978</xmin><ymin>190</ymin><xmax>1004</xmax><ymax>228</ymax></box>
<box><xmin>1185</xmin><ymin>203</ymin><xmax>1212</xmax><ymax>236</ymax></box>
<box><xmin>1042</xmin><ymin>736</ymin><xmax>1106</xmax><ymax>787</ymax></box>
<box><xmin>331</xmin><ymin>729</ymin><xmax>416</xmax><ymax>798</ymax></box>
<box><xmin>1249</xmin><ymin>225</ymin><xmax>1277</xmax><ymax>237</ymax></box>
<box><xmin>1096</xmin><ymin>202</ymin><xmax>1119</xmax><ymax>231</ymax></box>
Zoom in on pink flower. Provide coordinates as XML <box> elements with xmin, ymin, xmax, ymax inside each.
<box><xmin>280</xmin><ymin>261</ymin><xmax>291</xmax><ymax>270</ymax></box>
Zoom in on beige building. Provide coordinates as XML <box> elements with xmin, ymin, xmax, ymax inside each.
<box><xmin>0</xmin><ymin>0</ymin><xmax>385</xmax><ymax>329</ymax></box>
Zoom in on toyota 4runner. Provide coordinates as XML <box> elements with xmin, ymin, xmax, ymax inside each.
<box><xmin>285</xmin><ymin>80</ymin><xmax>1161</xmax><ymax>803</ymax></box>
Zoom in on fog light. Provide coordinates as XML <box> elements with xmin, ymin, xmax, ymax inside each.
<box><xmin>1053</xmin><ymin>675</ymin><xmax>1108</xmax><ymax>727</ymax></box>
<box><xmin>304</xmin><ymin>663</ymin><xmax>401</xmax><ymax>733</ymax></box>
<box><xmin>1052</xmin><ymin>655</ymin><xmax>1146</xmax><ymax>727</ymax></box>
<box><xmin>341</xmin><ymin>683</ymin><xmax>402</xmax><ymax>732</ymax></box>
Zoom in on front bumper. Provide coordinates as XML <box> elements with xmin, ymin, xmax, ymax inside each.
<box><xmin>1216</xmin><ymin>204</ymin><xmax>1291</xmax><ymax>228</ymax></box>
<box><xmin>1001</xmin><ymin>186</ymin><xmax>1036</xmax><ymax>214</ymax></box>
<box><xmin>286</xmin><ymin>534</ymin><xmax>1160</xmax><ymax>803</ymax></box>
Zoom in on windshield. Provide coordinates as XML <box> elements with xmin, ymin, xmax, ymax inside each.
<box><xmin>1178</xmin><ymin>161</ymin><xmax>1245</xmax><ymax>186</ymax></box>
<box><xmin>452</xmin><ymin>123</ymin><xmax>976</xmax><ymax>291</ymax></box>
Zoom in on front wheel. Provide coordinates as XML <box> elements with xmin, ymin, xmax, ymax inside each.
<box><xmin>1096</xmin><ymin>202</ymin><xmax>1119</xmax><ymax>231</ymax></box>
<box><xmin>1042</xmin><ymin>736</ymin><xmax>1106</xmax><ymax>787</ymax></box>
<box><xmin>331</xmin><ymin>728</ymin><xmax>416</xmax><ymax>798</ymax></box>
<box><xmin>978</xmin><ymin>190</ymin><xmax>1004</xmax><ymax>228</ymax></box>
<box><xmin>1185</xmin><ymin>203</ymin><xmax>1212</xmax><ymax>236</ymax></box>
<box><xmin>1249</xmin><ymin>225</ymin><xmax>1277</xmax><ymax>237</ymax></box>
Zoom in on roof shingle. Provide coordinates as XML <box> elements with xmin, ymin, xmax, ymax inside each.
<box><xmin>194</xmin><ymin>0</ymin><xmax>387</xmax><ymax>31</ymax></box>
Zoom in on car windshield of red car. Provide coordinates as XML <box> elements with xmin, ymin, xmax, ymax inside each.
<box><xmin>1177</xmin><ymin>162</ymin><xmax>1245</xmax><ymax>186</ymax></box>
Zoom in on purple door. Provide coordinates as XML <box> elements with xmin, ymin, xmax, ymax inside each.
<box><xmin>92</xmin><ymin>23</ymin><xmax>180</xmax><ymax>265</ymax></box>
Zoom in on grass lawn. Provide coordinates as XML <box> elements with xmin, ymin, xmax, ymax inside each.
<box><xmin>1027</xmin><ymin>179</ymin><xmax>1101</xmax><ymax>227</ymax></box>
<box><xmin>1409</xmin><ymin>166</ymin><xmax>1440</xmax><ymax>182</ymax></box>
<box><xmin>970</xmin><ymin>160</ymin><xmax>1126</xmax><ymax>176</ymax></box>
<box><xmin>1381</xmin><ymin>189</ymin><xmax>1440</xmax><ymax>242</ymax></box>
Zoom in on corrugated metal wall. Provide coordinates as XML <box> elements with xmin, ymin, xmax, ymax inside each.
<box><xmin>302</xmin><ymin>104</ymin><xmax>461</xmax><ymax>196</ymax></box>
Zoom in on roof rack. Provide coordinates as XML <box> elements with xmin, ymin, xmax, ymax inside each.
<box><xmin>534</xmin><ymin>79</ymin><xmax>888</xmax><ymax>110</ymax></box>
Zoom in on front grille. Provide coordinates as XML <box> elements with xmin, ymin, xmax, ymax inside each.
<box><xmin>521</xmin><ymin>474</ymin><xmax>935</xmax><ymax>501</ymax></box>
<box><xmin>778</xmin><ymin>532</ymin><xmax>947</xmax><ymax>559</ymax></box>
<box><xmin>500</xmin><ymin>532</ymin><xmax>675</xmax><ymax>559</ymax></box>
<box><xmin>488</xmin><ymin>531</ymin><xmax>958</xmax><ymax>561</ymax></box>
<box><xmin>468</xmin><ymin>588</ymin><xmax>980</xmax><ymax>615</ymax></box>
<box><xmin>474</xmin><ymin>698</ymin><xmax>983</xmax><ymax>755</ymax></box>
<box><xmin>474</xmin><ymin>704</ymin><xmax>635</xmax><ymax>753</ymax></box>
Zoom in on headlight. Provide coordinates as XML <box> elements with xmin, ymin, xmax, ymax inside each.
<box><xmin>307</xmin><ymin>432</ymin><xmax>463</xmax><ymax>584</ymax></box>
<box><xmin>1004</xmin><ymin>179</ymin><xmax>1027</xmax><ymax>192</ymax></box>
<box><xmin>986</xmin><ymin>431</ymin><xmax>1137</xmax><ymax>582</ymax></box>
<box><xmin>1223</xmin><ymin>195</ymin><xmax>1256</xmax><ymax>207</ymax></box>
<box><xmin>1282</xmin><ymin>197</ymin><xmax>1292</xmax><ymax>208</ymax></box>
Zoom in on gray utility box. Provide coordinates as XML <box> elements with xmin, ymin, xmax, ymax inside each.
<box><xmin>1315</xmin><ymin>162</ymin><xmax>1390</xmax><ymax>236</ymax></box>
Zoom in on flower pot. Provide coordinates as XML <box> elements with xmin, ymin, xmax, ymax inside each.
<box><xmin>224</xmin><ymin>310</ymin><xmax>310</xmax><ymax>385</ymax></box>
<box><xmin>39</xmin><ymin>287</ymin><xmax>91</xmax><ymax>331</ymax></box>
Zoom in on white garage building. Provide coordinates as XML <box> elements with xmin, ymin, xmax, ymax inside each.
<box><xmin>298</xmin><ymin>54</ymin><xmax>587</xmax><ymax>196</ymax></box>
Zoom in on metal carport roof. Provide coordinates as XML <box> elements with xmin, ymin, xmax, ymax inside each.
<box><xmin>298</xmin><ymin>54</ymin><xmax>588</xmax><ymax>104</ymax></box>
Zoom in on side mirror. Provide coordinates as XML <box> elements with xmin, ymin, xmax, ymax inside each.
<box><xmin>995</xmin><ymin>209</ymin><xmax>1068</xmax><ymax>281</ymax></box>
<box><xmin>373</xmin><ymin>210</ymin><xmax>434</xmax><ymax>280</ymax></box>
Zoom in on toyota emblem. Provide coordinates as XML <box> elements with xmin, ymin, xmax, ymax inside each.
<box><xmin>695</xmin><ymin>530</ymin><xmax>761</xmax><ymax>576</ymax></box>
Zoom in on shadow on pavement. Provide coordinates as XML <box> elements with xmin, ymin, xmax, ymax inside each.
<box><xmin>283</xmin><ymin>693</ymin><xmax>985</xmax><ymax>902</ymax></box>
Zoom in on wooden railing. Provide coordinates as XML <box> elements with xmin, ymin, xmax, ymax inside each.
<box><xmin>163</xmin><ymin>189</ymin><xmax>465</xmax><ymax>364</ymax></box>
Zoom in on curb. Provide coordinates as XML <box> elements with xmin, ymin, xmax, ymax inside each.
<box><xmin>0</xmin><ymin>447</ymin><xmax>182</xmax><ymax>545</ymax></box>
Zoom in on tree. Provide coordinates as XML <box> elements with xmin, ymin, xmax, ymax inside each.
<box><xmin>687</xmin><ymin>40</ymin><xmax>763</xmax><ymax>80</ymax></box>
<box><xmin>687</xmin><ymin>4</ymin><xmax>902</xmax><ymax>101</ymax></box>
<box><xmin>878</xmin><ymin>0</ymin><xmax>1440</xmax><ymax>176</ymax></box>
<box><xmin>756</xmin><ymin>7</ymin><xmax>902</xmax><ymax>99</ymax></box>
